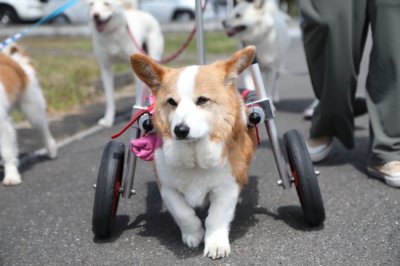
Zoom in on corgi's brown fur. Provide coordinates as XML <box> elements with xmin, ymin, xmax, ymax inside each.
<box><xmin>0</xmin><ymin>53</ymin><xmax>28</xmax><ymax>103</ymax></box>
<box><xmin>130</xmin><ymin>46</ymin><xmax>257</xmax><ymax>259</ymax></box>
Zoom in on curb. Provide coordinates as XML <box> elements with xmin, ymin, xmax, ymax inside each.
<box><xmin>10</xmin><ymin>93</ymin><xmax>135</xmax><ymax>169</ymax></box>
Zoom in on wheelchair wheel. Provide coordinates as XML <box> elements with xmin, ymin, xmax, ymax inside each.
<box><xmin>283</xmin><ymin>129</ymin><xmax>325</xmax><ymax>226</ymax></box>
<box><xmin>92</xmin><ymin>140</ymin><xmax>125</xmax><ymax>238</ymax></box>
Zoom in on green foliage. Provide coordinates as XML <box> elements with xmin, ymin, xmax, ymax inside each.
<box><xmin>18</xmin><ymin>31</ymin><xmax>237</xmax><ymax>114</ymax></box>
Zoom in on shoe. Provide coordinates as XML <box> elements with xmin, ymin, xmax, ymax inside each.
<box><xmin>367</xmin><ymin>161</ymin><xmax>400</xmax><ymax>188</ymax></box>
<box><xmin>306</xmin><ymin>136</ymin><xmax>333</xmax><ymax>163</ymax></box>
<box><xmin>303</xmin><ymin>99</ymin><xmax>319</xmax><ymax>120</ymax></box>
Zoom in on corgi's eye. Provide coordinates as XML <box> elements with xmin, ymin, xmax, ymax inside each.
<box><xmin>196</xmin><ymin>96</ymin><xmax>209</xmax><ymax>106</ymax></box>
<box><xmin>167</xmin><ymin>98</ymin><xmax>177</xmax><ymax>107</ymax></box>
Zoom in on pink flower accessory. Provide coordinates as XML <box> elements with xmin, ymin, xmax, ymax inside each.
<box><xmin>130</xmin><ymin>133</ymin><xmax>163</xmax><ymax>161</ymax></box>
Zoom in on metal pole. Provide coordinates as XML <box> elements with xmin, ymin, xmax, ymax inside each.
<box><xmin>195</xmin><ymin>0</ymin><xmax>205</xmax><ymax>65</ymax></box>
<box><xmin>250</xmin><ymin>61</ymin><xmax>291</xmax><ymax>189</ymax></box>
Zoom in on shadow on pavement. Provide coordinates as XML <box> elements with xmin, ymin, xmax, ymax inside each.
<box><xmin>0</xmin><ymin>154</ymin><xmax>53</xmax><ymax>182</ymax></box>
<box><xmin>92</xmin><ymin>215</ymin><xmax>131</xmax><ymax>244</ymax></box>
<box><xmin>232</xmin><ymin>176</ymin><xmax>324</xmax><ymax>234</ymax></box>
<box><xmin>98</xmin><ymin>174</ymin><xmax>324</xmax><ymax>257</ymax></box>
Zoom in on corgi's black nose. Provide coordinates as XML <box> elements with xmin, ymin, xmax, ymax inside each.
<box><xmin>174</xmin><ymin>124</ymin><xmax>190</xmax><ymax>139</ymax></box>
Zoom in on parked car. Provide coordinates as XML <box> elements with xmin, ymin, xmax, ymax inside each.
<box><xmin>46</xmin><ymin>0</ymin><xmax>89</xmax><ymax>25</ymax></box>
<box><xmin>139</xmin><ymin>0</ymin><xmax>216</xmax><ymax>23</ymax></box>
<box><xmin>0</xmin><ymin>0</ymin><xmax>49</xmax><ymax>27</ymax></box>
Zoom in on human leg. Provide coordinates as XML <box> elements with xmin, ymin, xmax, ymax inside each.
<box><xmin>366</xmin><ymin>0</ymin><xmax>400</xmax><ymax>187</ymax></box>
<box><xmin>299</xmin><ymin>0</ymin><xmax>369</xmax><ymax>150</ymax></box>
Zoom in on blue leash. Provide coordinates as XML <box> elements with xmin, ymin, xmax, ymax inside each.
<box><xmin>0</xmin><ymin>0</ymin><xmax>79</xmax><ymax>51</ymax></box>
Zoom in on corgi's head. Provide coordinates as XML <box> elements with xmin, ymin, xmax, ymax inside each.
<box><xmin>130</xmin><ymin>46</ymin><xmax>256</xmax><ymax>142</ymax></box>
<box><xmin>87</xmin><ymin>0</ymin><xmax>124</xmax><ymax>32</ymax></box>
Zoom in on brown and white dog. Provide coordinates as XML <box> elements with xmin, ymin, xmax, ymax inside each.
<box><xmin>0</xmin><ymin>44</ymin><xmax>57</xmax><ymax>186</ymax></box>
<box><xmin>130</xmin><ymin>46</ymin><xmax>257</xmax><ymax>259</ymax></box>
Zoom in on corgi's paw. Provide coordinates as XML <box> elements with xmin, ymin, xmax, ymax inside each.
<box><xmin>182</xmin><ymin>227</ymin><xmax>204</xmax><ymax>248</ymax></box>
<box><xmin>98</xmin><ymin>116</ymin><xmax>114</xmax><ymax>128</ymax></box>
<box><xmin>204</xmin><ymin>230</ymin><xmax>231</xmax><ymax>259</ymax></box>
<box><xmin>3</xmin><ymin>174</ymin><xmax>22</xmax><ymax>186</ymax></box>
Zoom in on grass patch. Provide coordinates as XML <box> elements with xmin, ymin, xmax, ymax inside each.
<box><xmin>17</xmin><ymin>30</ymin><xmax>237</xmax><ymax>115</ymax></box>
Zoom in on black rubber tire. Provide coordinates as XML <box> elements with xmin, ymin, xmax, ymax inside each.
<box><xmin>92</xmin><ymin>140</ymin><xmax>125</xmax><ymax>238</ymax></box>
<box><xmin>283</xmin><ymin>129</ymin><xmax>325</xmax><ymax>226</ymax></box>
<box><xmin>172</xmin><ymin>10</ymin><xmax>194</xmax><ymax>21</ymax></box>
<box><xmin>0</xmin><ymin>6</ymin><xmax>18</xmax><ymax>26</ymax></box>
<box><xmin>50</xmin><ymin>14</ymin><xmax>71</xmax><ymax>25</ymax></box>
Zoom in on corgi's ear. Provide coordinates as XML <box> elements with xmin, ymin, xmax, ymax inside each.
<box><xmin>130</xmin><ymin>53</ymin><xmax>165</xmax><ymax>91</ymax></box>
<box><xmin>223</xmin><ymin>45</ymin><xmax>256</xmax><ymax>85</ymax></box>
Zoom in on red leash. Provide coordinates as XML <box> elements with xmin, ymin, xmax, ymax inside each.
<box><xmin>126</xmin><ymin>25</ymin><xmax>197</xmax><ymax>64</ymax></box>
<box><xmin>111</xmin><ymin>104</ymin><xmax>154</xmax><ymax>139</ymax></box>
<box><xmin>127</xmin><ymin>0</ymin><xmax>208</xmax><ymax>64</ymax></box>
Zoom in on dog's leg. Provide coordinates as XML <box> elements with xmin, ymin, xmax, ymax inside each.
<box><xmin>19</xmin><ymin>84</ymin><xmax>57</xmax><ymax>159</ymax></box>
<box><xmin>98</xmin><ymin>62</ymin><xmax>115</xmax><ymax>127</ymax></box>
<box><xmin>161</xmin><ymin>188</ymin><xmax>204</xmax><ymax>248</ymax></box>
<box><xmin>203</xmin><ymin>185</ymin><xmax>239</xmax><ymax>259</ymax></box>
<box><xmin>262</xmin><ymin>68</ymin><xmax>279</xmax><ymax>102</ymax></box>
<box><xmin>0</xmin><ymin>113</ymin><xmax>21</xmax><ymax>185</ymax></box>
<box><xmin>271</xmin><ymin>70</ymin><xmax>280</xmax><ymax>102</ymax></box>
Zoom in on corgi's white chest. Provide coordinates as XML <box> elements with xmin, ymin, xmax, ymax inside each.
<box><xmin>161</xmin><ymin>138</ymin><xmax>226</xmax><ymax>169</ymax></box>
<box><xmin>154</xmin><ymin>139</ymin><xmax>237</xmax><ymax>208</ymax></box>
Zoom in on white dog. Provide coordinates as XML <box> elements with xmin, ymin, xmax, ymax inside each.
<box><xmin>87</xmin><ymin>0</ymin><xmax>164</xmax><ymax>127</ymax></box>
<box><xmin>0</xmin><ymin>44</ymin><xmax>57</xmax><ymax>186</ymax></box>
<box><xmin>223</xmin><ymin>0</ymin><xmax>290</xmax><ymax>102</ymax></box>
<box><xmin>130</xmin><ymin>46</ymin><xmax>257</xmax><ymax>259</ymax></box>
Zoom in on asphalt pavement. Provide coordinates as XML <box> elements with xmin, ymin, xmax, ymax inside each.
<box><xmin>1</xmin><ymin>34</ymin><xmax>399</xmax><ymax>265</ymax></box>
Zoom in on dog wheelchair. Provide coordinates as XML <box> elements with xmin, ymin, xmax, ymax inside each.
<box><xmin>91</xmin><ymin>1</ymin><xmax>325</xmax><ymax>239</ymax></box>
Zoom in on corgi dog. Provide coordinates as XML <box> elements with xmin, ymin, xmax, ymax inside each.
<box><xmin>130</xmin><ymin>46</ymin><xmax>257</xmax><ymax>259</ymax></box>
<box><xmin>223</xmin><ymin>0</ymin><xmax>290</xmax><ymax>102</ymax></box>
<box><xmin>0</xmin><ymin>44</ymin><xmax>57</xmax><ymax>186</ymax></box>
<box><xmin>87</xmin><ymin>0</ymin><xmax>164</xmax><ymax>127</ymax></box>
